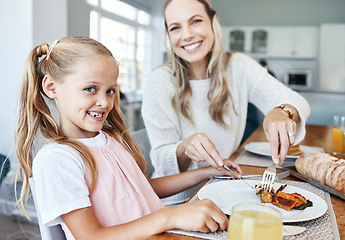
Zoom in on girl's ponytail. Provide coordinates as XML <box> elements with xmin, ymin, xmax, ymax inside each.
<box><xmin>15</xmin><ymin>42</ymin><xmax>61</xmax><ymax>217</ymax></box>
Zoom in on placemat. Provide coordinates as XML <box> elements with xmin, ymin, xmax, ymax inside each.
<box><xmin>168</xmin><ymin>178</ymin><xmax>340</xmax><ymax>240</ymax></box>
<box><xmin>234</xmin><ymin>146</ymin><xmax>324</xmax><ymax>168</ymax></box>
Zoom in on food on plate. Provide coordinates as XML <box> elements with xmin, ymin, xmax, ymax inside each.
<box><xmin>259</xmin><ymin>190</ymin><xmax>273</xmax><ymax>203</ymax></box>
<box><xmin>287</xmin><ymin>144</ymin><xmax>304</xmax><ymax>156</ymax></box>
<box><xmin>255</xmin><ymin>184</ymin><xmax>313</xmax><ymax>211</ymax></box>
<box><xmin>295</xmin><ymin>152</ymin><xmax>345</xmax><ymax>194</ymax></box>
<box><xmin>272</xmin><ymin>191</ymin><xmax>297</xmax><ymax>211</ymax></box>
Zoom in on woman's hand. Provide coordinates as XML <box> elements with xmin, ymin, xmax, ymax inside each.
<box><xmin>168</xmin><ymin>199</ymin><xmax>228</xmax><ymax>233</ymax></box>
<box><xmin>177</xmin><ymin>133</ymin><xmax>224</xmax><ymax>171</ymax></box>
<box><xmin>263</xmin><ymin>104</ymin><xmax>299</xmax><ymax>165</ymax></box>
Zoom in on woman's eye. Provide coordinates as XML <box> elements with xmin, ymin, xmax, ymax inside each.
<box><xmin>85</xmin><ymin>87</ymin><xmax>96</xmax><ymax>93</ymax></box>
<box><xmin>193</xmin><ymin>19</ymin><xmax>202</xmax><ymax>24</ymax></box>
<box><xmin>169</xmin><ymin>26</ymin><xmax>179</xmax><ymax>32</ymax></box>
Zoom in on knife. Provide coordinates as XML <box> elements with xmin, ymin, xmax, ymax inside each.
<box><xmin>223</xmin><ymin>165</ymin><xmax>255</xmax><ymax>190</ymax></box>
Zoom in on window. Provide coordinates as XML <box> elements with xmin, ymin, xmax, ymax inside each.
<box><xmin>88</xmin><ymin>0</ymin><xmax>153</xmax><ymax>94</ymax></box>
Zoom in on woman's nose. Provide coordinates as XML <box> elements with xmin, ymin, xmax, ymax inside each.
<box><xmin>182</xmin><ymin>26</ymin><xmax>194</xmax><ymax>40</ymax></box>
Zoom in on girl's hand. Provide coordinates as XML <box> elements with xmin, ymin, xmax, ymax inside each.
<box><xmin>263</xmin><ymin>105</ymin><xmax>298</xmax><ymax>165</ymax></box>
<box><xmin>168</xmin><ymin>199</ymin><xmax>228</xmax><ymax>233</ymax></box>
<box><xmin>177</xmin><ymin>133</ymin><xmax>224</xmax><ymax>169</ymax></box>
<box><xmin>202</xmin><ymin>159</ymin><xmax>243</xmax><ymax>178</ymax></box>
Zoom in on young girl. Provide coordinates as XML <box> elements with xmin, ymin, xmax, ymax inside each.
<box><xmin>142</xmin><ymin>0</ymin><xmax>310</xmax><ymax>205</ymax></box>
<box><xmin>15</xmin><ymin>37</ymin><xmax>241</xmax><ymax>239</ymax></box>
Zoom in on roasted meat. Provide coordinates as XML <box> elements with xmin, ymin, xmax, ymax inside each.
<box><xmin>255</xmin><ymin>184</ymin><xmax>313</xmax><ymax>211</ymax></box>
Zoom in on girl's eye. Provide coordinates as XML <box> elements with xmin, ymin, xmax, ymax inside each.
<box><xmin>193</xmin><ymin>19</ymin><xmax>202</xmax><ymax>24</ymax></box>
<box><xmin>107</xmin><ymin>89</ymin><xmax>116</xmax><ymax>95</ymax></box>
<box><xmin>85</xmin><ymin>87</ymin><xmax>96</xmax><ymax>93</ymax></box>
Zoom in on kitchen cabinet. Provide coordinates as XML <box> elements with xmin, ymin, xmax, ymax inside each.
<box><xmin>268</xmin><ymin>27</ymin><xmax>318</xmax><ymax>58</ymax></box>
<box><xmin>251</xmin><ymin>29</ymin><xmax>268</xmax><ymax>54</ymax></box>
<box><xmin>222</xmin><ymin>26</ymin><xmax>318</xmax><ymax>59</ymax></box>
<box><xmin>319</xmin><ymin>24</ymin><xmax>345</xmax><ymax>93</ymax></box>
<box><xmin>223</xmin><ymin>26</ymin><xmax>269</xmax><ymax>55</ymax></box>
<box><xmin>229</xmin><ymin>29</ymin><xmax>245</xmax><ymax>52</ymax></box>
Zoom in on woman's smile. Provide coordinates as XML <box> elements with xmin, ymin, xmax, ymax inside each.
<box><xmin>182</xmin><ymin>41</ymin><xmax>202</xmax><ymax>52</ymax></box>
<box><xmin>165</xmin><ymin>0</ymin><xmax>214</xmax><ymax>71</ymax></box>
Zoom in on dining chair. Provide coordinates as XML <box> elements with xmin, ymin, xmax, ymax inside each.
<box><xmin>131</xmin><ymin>128</ymin><xmax>154</xmax><ymax>177</ymax></box>
<box><xmin>28</xmin><ymin>178</ymin><xmax>67</xmax><ymax>240</ymax></box>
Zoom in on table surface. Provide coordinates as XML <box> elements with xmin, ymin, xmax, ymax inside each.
<box><xmin>149</xmin><ymin>124</ymin><xmax>345</xmax><ymax>240</ymax></box>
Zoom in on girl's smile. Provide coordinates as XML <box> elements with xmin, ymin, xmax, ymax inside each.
<box><xmin>87</xmin><ymin>111</ymin><xmax>105</xmax><ymax>120</ymax></box>
<box><xmin>51</xmin><ymin>55</ymin><xmax>119</xmax><ymax>139</ymax></box>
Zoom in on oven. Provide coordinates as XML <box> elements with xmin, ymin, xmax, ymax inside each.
<box><xmin>284</xmin><ymin>69</ymin><xmax>312</xmax><ymax>91</ymax></box>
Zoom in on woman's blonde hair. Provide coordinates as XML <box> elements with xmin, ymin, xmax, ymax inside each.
<box><xmin>15</xmin><ymin>36</ymin><xmax>147</xmax><ymax>216</ymax></box>
<box><xmin>164</xmin><ymin>0</ymin><xmax>236</xmax><ymax>127</ymax></box>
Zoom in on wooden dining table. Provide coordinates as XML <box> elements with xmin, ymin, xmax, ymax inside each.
<box><xmin>149</xmin><ymin>124</ymin><xmax>345</xmax><ymax>240</ymax></box>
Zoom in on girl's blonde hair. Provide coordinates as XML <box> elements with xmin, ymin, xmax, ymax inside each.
<box><xmin>164</xmin><ymin>0</ymin><xmax>236</xmax><ymax>128</ymax></box>
<box><xmin>15</xmin><ymin>36</ymin><xmax>147</xmax><ymax>216</ymax></box>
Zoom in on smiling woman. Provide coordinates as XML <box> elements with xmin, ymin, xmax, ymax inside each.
<box><xmin>164</xmin><ymin>0</ymin><xmax>215</xmax><ymax>74</ymax></box>
<box><xmin>142</xmin><ymin>0</ymin><xmax>310</xmax><ymax>205</ymax></box>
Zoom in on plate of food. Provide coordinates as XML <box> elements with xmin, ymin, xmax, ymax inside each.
<box><xmin>244</xmin><ymin>142</ymin><xmax>316</xmax><ymax>158</ymax></box>
<box><xmin>197</xmin><ymin>180</ymin><xmax>327</xmax><ymax>223</ymax></box>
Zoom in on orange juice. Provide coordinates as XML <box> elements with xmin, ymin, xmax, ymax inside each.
<box><xmin>332</xmin><ymin>128</ymin><xmax>345</xmax><ymax>154</ymax></box>
<box><xmin>228</xmin><ymin>211</ymin><xmax>283</xmax><ymax>240</ymax></box>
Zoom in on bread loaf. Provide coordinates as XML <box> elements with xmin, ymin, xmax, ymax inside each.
<box><xmin>295</xmin><ymin>153</ymin><xmax>345</xmax><ymax>194</ymax></box>
<box><xmin>325</xmin><ymin>160</ymin><xmax>345</xmax><ymax>193</ymax></box>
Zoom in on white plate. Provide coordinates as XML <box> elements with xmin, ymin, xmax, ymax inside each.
<box><xmin>244</xmin><ymin>142</ymin><xmax>316</xmax><ymax>158</ymax></box>
<box><xmin>198</xmin><ymin>180</ymin><xmax>327</xmax><ymax>223</ymax></box>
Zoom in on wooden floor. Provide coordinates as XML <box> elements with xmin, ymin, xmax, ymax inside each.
<box><xmin>0</xmin><ymin>213</ymin><xmax>40</xmax><ymax>240</ymax></box>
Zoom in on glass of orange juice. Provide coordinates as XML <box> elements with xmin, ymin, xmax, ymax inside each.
<box><xmin>332</xmin><ymin>115</ymin><xmax>345</xmax><ymax>155</ymax></box>
<box><xmin>228</xmin><ymin>203</ymin><xmax>282</xmax><ymax>240</ymax></box>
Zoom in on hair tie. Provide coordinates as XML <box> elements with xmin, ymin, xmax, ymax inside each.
<box><xmin>46</xmin><ymin>40</ymin><xmax>59</xmax><ymax>60</ymax></box>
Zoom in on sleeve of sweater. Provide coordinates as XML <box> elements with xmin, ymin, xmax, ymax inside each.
<box><xmin>142</xmin><ymin>67</ymin><xmax>187</xmax><ymax>177</ymax></box>
<box><xmin>232</xmin><ymin>53</ymin><xmax>310</xmax><ymax>144</ymax></box>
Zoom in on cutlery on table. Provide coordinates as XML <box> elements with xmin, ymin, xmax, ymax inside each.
<box><xmin>261</xmin><ymin>163</ymin><xmax>276</xmax><ymax>192</ymax></box>
<box><xmin>214</xmin><ymin>170</ymin><xmax>290</xmax><ymax>180</ymax></box>
<box><xmin>213</xmin><ymin>174</ymin><xmax>260</xmax><ymax>179</ymax></box>
<box><xmin>283</xmin><ymin>225</ymin><xmax>306</xmax><ymax>236</ymax></box>
<box><xmin>222</xmin><ymin>165</ymin><xmax>255</xmax><ymax>190</ymax></box>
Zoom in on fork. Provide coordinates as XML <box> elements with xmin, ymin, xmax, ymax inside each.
<box><xmin>261</xmin><ymin>163</ymin><xmax>276</xmax><ymax>192</ymax></box>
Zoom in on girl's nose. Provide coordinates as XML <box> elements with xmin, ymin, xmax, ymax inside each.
<box><xmin>96</xmin><ymin>94</ymin><xmax>109</xmax><ymax>107</ymax></box>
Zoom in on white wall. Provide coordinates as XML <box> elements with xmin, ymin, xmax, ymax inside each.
<box><xmin>0</xmin><ymin>0</ymin><xmax>33</xmax><ymax>171</ymax></box>
<box><xmin>33</xmin><ymin>0</ymin><xmax>68</xmax><ymax>45</ymax></box>
<box><xmin>0</xmin><ymin>0</ymin><xmax>67</xmax><ymax>173</ymax></box>
<box><xmin>210</xmin><ymin>0</ymin><xmax>345</xmax><ymax>26</ymax></box>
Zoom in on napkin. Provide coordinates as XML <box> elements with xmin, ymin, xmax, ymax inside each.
<box><xmin>235</xmin><ymin>146</ymin><xmax>324</xmax><ymax>168</ymax></box>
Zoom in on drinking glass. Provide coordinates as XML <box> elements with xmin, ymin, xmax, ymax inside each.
<box><xmin>332</xmin><ymin>115</ymin><xmax>345</xmax><ymax>155</ymax></box>
<box><xmin>228</xmin><ymin>203</ymin><xmax>283</xmax><ymax>240</ymax></box>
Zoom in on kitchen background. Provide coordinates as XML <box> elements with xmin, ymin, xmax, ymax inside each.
<box><xmin>0</xmin><ymin>0</ymin><xmax>345</xmax><ymax>224</ymax></box>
